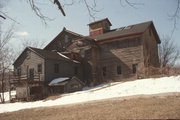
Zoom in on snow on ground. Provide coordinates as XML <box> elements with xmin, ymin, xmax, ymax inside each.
<box><xmin>49</xmin><ymin>77</ymin><xmax>69</xmax><ymax>86</ymax></box>
<box><xmin>0</xmin><ymin>91</ymin><xmax>16</xmax><ymax>102</ymax></box>
<box><xmin>0</xmin><ymin>75</ymin><xmax>180</xmax><ymax>113</ymax></box>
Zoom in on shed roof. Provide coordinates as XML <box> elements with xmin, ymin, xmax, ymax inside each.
<box><xmin>49</xmin><ymin>77</ymin><xmax>69</xmax><ymax>86</ymax></box>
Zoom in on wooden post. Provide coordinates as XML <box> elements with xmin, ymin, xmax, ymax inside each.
<box><xmin>1</xmin><ymin>68</ymin><xmax>5</xmax><ymax>103</ymax></box>
<box><xmin>26</xmin><ymin>81</ymin><xmax>29</xmax><ymax>101</ymax></box>
<box><xmin>39</xmin><ymin>73</ymin><xmax>40</xmax><ymax>85</ymax></box>
<box><xmin>8</xmin><ymin>69</ymin><xmax>11</xmax><ymax>102</ymax></box>
<box><xmin>26</xmin><ymin>73</ymin><xmax>29</xmax><ymax>101</ymax></box>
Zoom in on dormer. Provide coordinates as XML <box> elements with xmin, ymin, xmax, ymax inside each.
<box><xmin>88</xmin><ymin>18</ymin><xmax>112</xmax><ymax>36</ymax></box>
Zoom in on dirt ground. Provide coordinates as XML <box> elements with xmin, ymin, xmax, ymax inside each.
<box><xmin>0</xmin><ymin>93</ymin><xmax>180</xmax><ymax>120</ymax></box>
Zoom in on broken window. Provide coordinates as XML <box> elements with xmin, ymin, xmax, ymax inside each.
<box><xmin>54</xmin><ymin>64</ymin><xmax>59</xmax><ymax>73</ymax></box>
<box><xmin>117</xmin><ymin>65</ymin><xmax>122</xmax><ymax>75</ymax></box>
<box><xmin>132</xmin><ymin>64</ymin><xmax>138</xmax><ymax>74</ymax></box>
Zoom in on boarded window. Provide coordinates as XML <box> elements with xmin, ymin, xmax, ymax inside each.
<box><xmin>132</xmin><ymin>64</ymin><xmax>138</xmax><ymax>74</ymax></box>
<box><xmin>74</xmin><ymin>66</ymin><xmax>78</xmax><ymax>75</ymax></box>
<box><xmin>37</xmin><ymin>64</ymin><xmax>42</xmax><ymax>73</ymax></box>
<box><xmin>102</xmin><ymin>67</ymin><xmax>106</xmax><ymax>77</ymax></box>
<box><xmin>54</xmin><ymin>64</ymin><xmax>59</xmax><ymax>73</ymax></box>
<box><xmin>117</xmin><ymin>65</ymin><xmax>122</xmax><ymax>75</ymax></box>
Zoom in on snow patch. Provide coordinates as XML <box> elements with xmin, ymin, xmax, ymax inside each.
<box><xmin>0</xmin><ymin>75</ymin><xmax>180</xmax><ymax>113</ymax></box>
<box><xmin>0</xmin><ymin>91</ymin><xmax>16</xmax><ymax>102</ymax></box>
<box><xmin>49</xmin><ymin>77</ymin><xmax>69</xmax><ymax>86</ymax></box>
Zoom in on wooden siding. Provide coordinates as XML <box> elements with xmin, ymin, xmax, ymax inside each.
<box><xmin>45</xmin><ymin>59</ymin><xmax>83</xmax><ymax>84</ymax></box>
<box><xmin>44</xmin><ymin>32</ymin><xmax>82</xmax><ymax>52</ymax></box>
<box><xmin>65</xmin><ymin>77</ymin><xmax>84</xmax><ymax>93</ymax></box>
<box><xmin>14</xmin><ymin>49</ymin><xmax>45</xmax><ymax>82</ymax></box>
<box><xmin>16</xmin><ymin>85</ymin><xmax>29</xmax><ymax>100</ymax></box>
<box><xmin>142</xmin><ymin>27</ymin><xmax>160</xmax><ymax>68</ymax></box>
<box><xmin>97</xmin><ymin>36</ymin><xmax>144</xmax><ymax>81</ymax></box>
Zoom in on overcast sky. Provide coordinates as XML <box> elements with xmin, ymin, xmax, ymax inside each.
<box><xmin>1</xmin><ymin>0</ymin><xmax>180</xmax><ymax>64</ymax></box>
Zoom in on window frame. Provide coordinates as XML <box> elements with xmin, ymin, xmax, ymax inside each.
<box><xmin>37</xmin><ymin>64</ymin><xmax>42</xmax><ymax>73</ymax></box>
<box><xmin>132</xmin><ymin>64</ymin><xmax>138</xmax><ymax>74</ymax></box>
<box><xmin>117</xmin><ymin>65</ymin><xmax>122</xmax><ymax>75</ymax></box>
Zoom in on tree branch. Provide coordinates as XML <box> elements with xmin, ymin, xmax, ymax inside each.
<box><xmin>54</xmin><ymin>0</ymin><xmax>66</xmax><ymax>16</ymax></box>
<box><xmin>0</xmin><ymin>15</ymin><xmax>6</xmax><ymax>19</ymax></box>
<box><xmin>169</xmin><ymin>0</ymin><xmax>180</xmax><ymax>38</ymax></box>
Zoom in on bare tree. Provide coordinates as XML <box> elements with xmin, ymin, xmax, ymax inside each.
<box><xmin>169</xmin><ymin>0</ymin><xmax>180</xmax><ymax>38</ymax></box>
<box><xmin>13</xmin><ymin>38</ymin><xmax>45</xmax><ymax>62</ymax></box>
<box><xmin>1</xmin><ymin>0</ymin><xmax>180</xmax><ymax>26</ymax></box>
<box><xmin>21</xmin><ymin>39</ymin><xmax>45</xmax><ymax>50</ymax></box>
<box><xmin>0</xmin><ymin>24</ymin><xmax>15</xmax><ymax>103</ymax></box>
<box><xmin>158</xmin><ymin>36</ymin><xmax>180</xmax><ymax>68</ymax></box>
<box><xmin>26</xmin><ymin>0</ymin><xmax>100</xmax><ymax>23</ymax></box>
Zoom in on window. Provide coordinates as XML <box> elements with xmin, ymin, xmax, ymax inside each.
<box><xmin>54</xmin><ymin>64</ymin><xmax>59</xmax><ymax>73</ymax></box>
<box><xmin>17</xmin><ymin>67</ymin><xmax>21</xmax><ymax>76</ymax></box>
<box><xmin>102</xmin><ymin>67</ymin><xmax>106</xmax><ymax>77</ymax></box>
<box><xmin>105</xmin><ymin>23</ymin><xmax>109</xmax><ymax>30</ymax></box>
<box><xmin>29</xmin><ymin>68</ymin><xmax>34</xmax><ymax>81</ymax></box>
<box><xmin>132</xmin><ymin>64</ymin><xmax>138</xmax><ymax>74</ymax></box>
<box><xmin>74</xmin><ymin>66</ymin><xmax>78</xmax><ymax>75</ymax></box>
<box><xmin>117</xmin><ymin>65</ymin><xmax>122</xmax><ymax>75</ymax></box>
<box><xmin>64</xmin><ymin>35</ymin><xmax>69</xmax><ymax>43</ymax></box>
<box><xmin>37</xmin><ymin>64</ymin><xmax>42</xmax><ymax>73</ymax></box>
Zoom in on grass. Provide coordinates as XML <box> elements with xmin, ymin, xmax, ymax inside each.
<box><xmin>0</xmin><ymin>93</ymin><xmax>180</xmax><ymax>120</ymax></box>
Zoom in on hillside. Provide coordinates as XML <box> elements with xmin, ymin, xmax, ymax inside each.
<box><xmin>1</xmin><ymin>93</ymin><xmax>180</xmax><ymax>119</ymax></box>
<box><xmin>0</xmin><ymin>75</ymin><xmax>180</xmax><ymax>114</ymax></box>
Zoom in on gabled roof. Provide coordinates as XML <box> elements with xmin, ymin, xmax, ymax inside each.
<box><xmin>29</xmin><ymin>47</ymin><xmax>69</xmax><ymax>60</ymax></box>
<box><xmin>91</xmin><ymin>21</ymin><xmax>160</xmax><ymax>43</ymax></box>
<box><xmin>44</xmin><ymin>27</ymin><xmax>84</xmax><ymax>50</ymax></box>
<box><xmin>13</xmin><ymin>47</ymin><xmax>79</xmax><ymax>65</ymax></box>
<box><xmin>88</xmin><ymin>18</ymin><xmax>112</xmax><ymax>26</ymax></box>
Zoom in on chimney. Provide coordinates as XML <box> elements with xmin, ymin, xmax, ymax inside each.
<box><xmin>88</xmin><ymin>18</ymin><xmax>112</xmax><ymax>36</ymax></box>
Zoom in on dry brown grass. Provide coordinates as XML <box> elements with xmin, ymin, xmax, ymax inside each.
<box><xmin>0</xmin><ymin>93</ymin><xmax>180</xmax><ymax>120</ymax></box>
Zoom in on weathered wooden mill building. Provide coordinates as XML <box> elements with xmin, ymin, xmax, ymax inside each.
<box><xmin>12</xmin><ymin>18</ymin><xmax>160</xmax><ymax>100</ymax></box>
